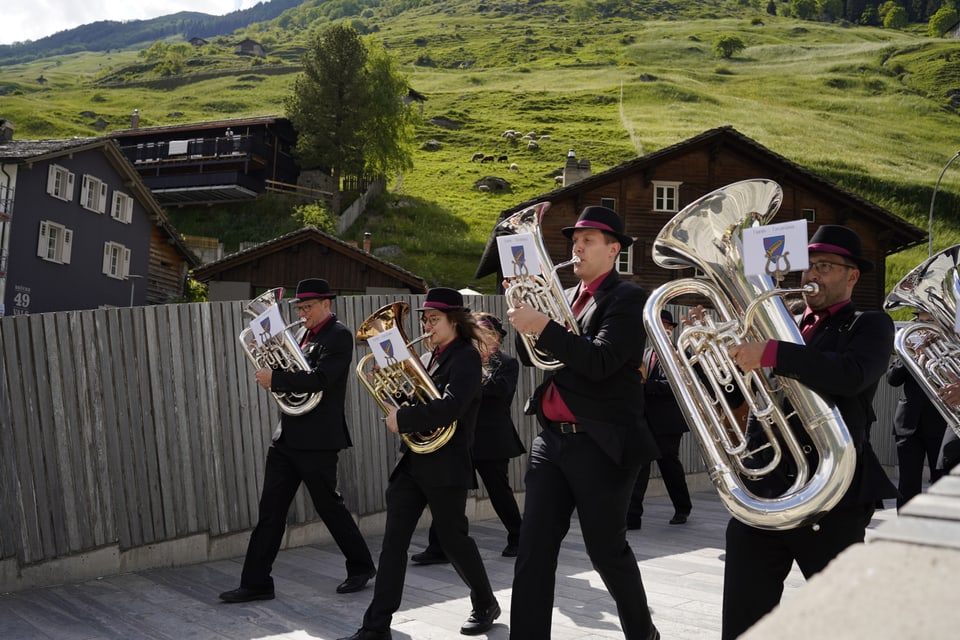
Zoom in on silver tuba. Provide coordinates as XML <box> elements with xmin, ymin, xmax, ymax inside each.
<box><xmin>884</xmin><ymin>245</ymin><xmax>960</xmax><ymax>437</ymax></box>
<box><xmin>238</xmin><ymin>287</ymin><xmax>322</xmax><ymax>416</ymax></box>
<box><xmin>495</xmin><ymin>201</ymin><xmax>581</xmax><ymax>370</ymax></box>
<box><xmin>642</xmin><ymin>179</ymin><xmax>856</xmax><ymax>530</ymax></box>
<box><xmin>355</xmin><ymin>302</ymin><xmax>456</xmax><ymax>454</ymax></box>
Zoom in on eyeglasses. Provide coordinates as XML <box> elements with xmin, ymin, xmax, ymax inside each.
<box><xmin>421</xmin><ymin>314</ymin><xmax>445</xmax><ymax>326</ymax></box>
<box><xmin>804</xmin><ymin>261</ymin><xmax>857</xmax><ymax>275</ymax></box>
<box><xmin>296</xmin><ymin>302</ymin><xmax>318</xmax><ymax>315</ymax></box>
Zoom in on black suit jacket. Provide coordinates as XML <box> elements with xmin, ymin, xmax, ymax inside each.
<box><xmin>521</xmin><ymin>270</ymin><xmax>658</xmax><ymax>467</ymax></box>
<box><xmin>770</xmin><ymin>302</ymin><xmax>898</xmax><ymax>506</ymax></box>
<box><xmin>393</xmin><ymin>337</ymin><xmax>482</xmax><ymax>489</ymax></box>
<box><xmin>642</xmin><ymin>347</ymin><xmax>688</xmax><ymax>436</ymax></box>
<box><xmin>269</xmin><ymin>315</ymin><xmax>354</xmax><ymax>451</ymax></box>
<box><xmin>473</xmin><ymin>351</ymin><xmax>526</xmax><ymax>461</ymax></box>
<box><xmin>887</xmin><ymin>356</ymin><xmax>947</xmax><ymax>439</ymax></box>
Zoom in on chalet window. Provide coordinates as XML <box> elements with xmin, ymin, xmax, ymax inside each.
<box><xmin>600</xmin><ymin>197</ymin><xmax>616</xmax><ymax>210</ymax></box>
<box><xmin>653</xmin><ymin>181</ymin><xmax>682</xmax><ymax>213</ymax></box>
<box><xmin>46</xmin><ymin>164</ymin><xmax>75</xmax><ymax>202</ymax></box>
<box><xmin>111</xmin><ymin>191</ymin><xmax>134</xmax><ymax>224</ymax></box>
<box><xmin>37</xmin><ymin>221</ymin><xmax>73</xmax><ymax>264</ymax></box>
<box><xmin>102</xmin><ymin>242</ymin><xmax>131</xmax><ymax>279</ymax></box>
<box><xmin>802</xmin><ymin>208</ymin><xmax>816</xmax><ymax>223</ymax></box>
<box><xmin>615</xmin><ymin>239</ymin><xmax>636</xmax><ymax>275</ymax></box>
<box><xmin>81</xmin><ymin>175</ymin><xmax>108</xmax><ymax>214</ymax></box>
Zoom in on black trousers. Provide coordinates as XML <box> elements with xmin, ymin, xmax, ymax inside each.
<box><xmin>896</xmin><ymin>428</ymin><xmax>947</xmax><ymax>509</ymax></box>
<box><xmin>721</xmin><ymin>504</ymin><xmax>875</xmax><ymax>639</ymax></box>
<box><xmin>509</xmin><ymin>428</ymin><xmax>654</xmax><ymax>640</ymax></box>
<box><xmin>422</xmin><ymin>457</ymin><xmax>523</xmax><ymax>552</ymax></box>
<box><xmin>628</xmin><ymin>432</ymin><xmax>692</xmax><ymax>522</ymax></box>
<box><xmin>362</xmin><ymin>461</ymin><xmax>496</xmax><ymax>633</ymax></box>
<box><xmin>240</xmin><ymin>443</ymin><xmax>375</xmax><ymax>590</ymax></box>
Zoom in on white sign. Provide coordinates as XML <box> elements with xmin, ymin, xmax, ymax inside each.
<box><xmin>497</xmin><ymin>232</ymin><xmax>543</xmax><ymax>278</ymax></box>
<box><xmin>368</xmin><ymin>326</ymin><xmax>413</xmax><ymax>369</ymax></box>
<box><xmin>249</xmin><ymin>304</ymin><xmax>286</xmax><ymax>346</ymax></box>
<box><xmin>742</xmin><ymin>220</ymin><xmax>809</xmax><ymax>277</ymax></box>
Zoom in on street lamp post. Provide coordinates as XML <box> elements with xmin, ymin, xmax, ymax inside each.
<box><xmin>128</xmin><ymin>275</ymin><xmax>144</xmax><ymax>307</ymax></box>
<box><xmin>928</xmin><ymin>150</ymin><xmax>960</xmax><ymax>258</ymax></box>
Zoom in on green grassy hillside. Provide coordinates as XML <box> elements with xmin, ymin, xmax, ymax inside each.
<box><xmin>2</xmin><ymin>2</ymin><xmax>960</xmax><ymax>298</ymax></box>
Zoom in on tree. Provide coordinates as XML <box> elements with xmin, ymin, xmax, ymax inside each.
<box><xmin>884</xmin><ymin>4</ymin><xmax>909</xmax><ymax>27</ymax></box>
<box><xmin>929</xmin><ymin>5</ymin><xmax>960</xmax><ymax>36</ymax></box>
<box><xmin>285</xmin><ymin>24</ymin><xmax>415</xmax><ymax>214</ymax></box>
<box><xmin>714</xmin><ymin>35</ymin><xmax>746</xmax><ymax>59</ymax></box>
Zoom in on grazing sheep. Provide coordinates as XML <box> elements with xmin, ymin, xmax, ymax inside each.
<box><xmin>497</xmin><ymin>154</ymin><xmax>508</xmax><ymax>162</ymax></box>
<box><xmin>471</xmin><ymin>152</ymin><xmax>485</xmax><ymax>161</ymax></box>
<box><xmin>478</xmin><ymin>184</ymin><xmax>491</xmax><ymax>192</ymax></box>
<box><xmin>481</xmin><ymin>155</ymin><xmax>495</xmax><ymax>163</ymax></box>
<box><xmin>539</xmin><ymin>134</ymin><xmax>551</xmax><ymax>140</ymax></box>
<box><xmin>527</xmin><ymin>140</ymin><xmax>540</xmax><ymax>151</ymax></box>
<box><xmin>509</xmin><ymin>162</ymin><xmax>520</xmax><ymax>172</ymax></box>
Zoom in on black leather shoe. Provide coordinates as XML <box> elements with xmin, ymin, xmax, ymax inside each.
<box><xmin>336</xmin><ymin>628</ymin><xmax>392</xmax><ymax>640</ymax></box>
<box><xmin>411</xmin><ymin>550</ymin><xmax>449</xmax><ymax>565</ymax></box>
<box><xmin>669</xmin><ymin>513</ymin><xmax>689</xmax><ymax>525</ymax></box>
<box><xmin>219</xmin><ymin>586</ymin><xmax>275</xmax><ymax>603</ymax></box>
<box><xmin>501</xmin><ymin>543</ymin><xmax>518</xmax><ymax>557</ymax></box>
<box><xmin>460</xmin><ymin>602</ymin><xmax>501</xmax><ymax>635</ymax></box>
<box><xmin>336</xmin><ymin>569</ymin><xmax>376</xmax><ymax>594</ymax></box>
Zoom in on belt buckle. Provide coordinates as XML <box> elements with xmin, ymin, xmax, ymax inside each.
<box><xmin>559</xmin><ymin>421</ymin><xmax>578</xmax><ymax>434</ymax></box>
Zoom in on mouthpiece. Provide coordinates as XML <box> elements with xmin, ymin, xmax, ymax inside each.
<box><xmin>803</xmin><ymin>283</ymin><xmax>819</xmax><ymax>296</ymax></box>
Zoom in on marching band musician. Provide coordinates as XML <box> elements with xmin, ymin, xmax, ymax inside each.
<box><xmin>506</xmin><ymin>205</ymin><xmax>661</xmax><ymax>640</ymax></box>
<box><xmin>410</xmin><ymin>311</ymin><xmax>525</xmax><ymax>564</ymax></box>
<box><xmin>723</xmin><ymin>226</ymin><xmax>898</xmax><ymax>639</ymax></box>
<box><xmin>340</xmin><ymin>288</ymin><xmax>500</xmax><ymax>640</ymax></box>
<box><xmin>220</xmin><ymin>278</ymin><xmax>376</xmax><ymax>603</ymax></box>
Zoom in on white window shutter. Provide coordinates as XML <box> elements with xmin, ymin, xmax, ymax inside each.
<box><xmin>102</xmin><ymin>243</ymin><xmax>111</xmax><ymax>274</ymax></box>
<box><xmin>81</xmin><ymin>175</ymin><xmax>90</xmax><ymax>207</ymax></box>
<box><xmin>98</xmin><ymin>182</ymin><xmax>108</xmax><ymax>214</ymax></box>
<box><xmin>37</xmin><ymin>221</ymin><xmax>49</xmax><ymax>257</ymax></box>
<box><xmin>66</xmin><ymin>171</ymin><xmax>75</xmax><ymax>200</ymax></box>
<box><xmin>46</xmin><ymin>166</ymin><xmax>57</xmax><ymax>196</ymax></box>
<box><xmin>62</xmin><ymin>229</ymin><xmax>73</xmax><ymax>264</ymax></box>
<box><xmin>122</xmin><ymin>248</ymin><xmax>131</xmax><ymax>277</ymax></box>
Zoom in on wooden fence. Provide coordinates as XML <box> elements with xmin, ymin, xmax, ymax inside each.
<box><xmin>0</xmin><ymin>295</ymin><xmax>900</xmax><ymax>592</ymax></box>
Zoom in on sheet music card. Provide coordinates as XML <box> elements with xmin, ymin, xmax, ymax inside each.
<box><xmin>369</xmin><ymin>326</ymin><xmax>413</xmax><ymax>369</ymax></box>
<box><xmin>250</xmin><ymin>304</ymin><xmax>286</xmax><ymax>346</ymax></box>
<box><xmin>742</xmin><ymin>220</ymin><xmax>809</xmax><ymax>278</ymax></box>
<box><xmin>497</xmin><ymin>232</ymin><xmax>542</xmax><ymax>278</ymax></box>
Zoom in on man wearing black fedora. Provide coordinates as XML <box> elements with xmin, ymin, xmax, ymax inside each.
<box><xmin>220</xmin><ymin>278</ymin><xmax>376</xmax><ymax>604</ymax></box>
<box><xmin>724</xmin><ymin>225</ymin><xmax>898</xmax><ymax>639</ymax></box>
<box><xmin>628</xmin><ymin>308</ymin><xmax>693</xmax><ymax>529</ymax></box>
<box><xmin>507</xmin><ymin>205</ymin><xmax>660</xmax><ymax>640</ymax></box>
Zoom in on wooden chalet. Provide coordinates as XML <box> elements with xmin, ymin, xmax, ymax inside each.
<box><xmin>476</xmin><ymin>126</ymin><xmax>926</xmax><ymax>310</ymax></box>
<box><xmin>108</xmin><ymin>115</ymin><xmax>299</xmax><ymax>207</ymax></box>
<box><xmin>192</xmin><ymin>226</ymin><xmax>428</xmax><ymax>301</ymax></box>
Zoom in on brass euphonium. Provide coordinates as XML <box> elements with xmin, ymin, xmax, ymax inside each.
<box><xmin>355</xmin><ymin>302</ymin><xmax>456</xmax><ymax>454</ymax></box>
<box><xmin>238</xmin><ymin>287</ymin><xmax>323</xmax><ymax>416</ymax></box>
<box><xmin>642</xmin><ymin>179</ymin><xmax>856</xmax><ymax>530</ymax></box>
<box><xmin>884</xmin><ymin>245</ymin><xmax>960</xmax><ymax>437</ymax></box>
<box><xmin>495</xmin><ymin>201</ymin><xmax>580</xmax><ymax>370</ymax></box>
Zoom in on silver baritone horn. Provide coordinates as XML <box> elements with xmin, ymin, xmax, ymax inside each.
<box><xmin>642</xmin><ymin>179</ymin><xmax>856</xmax><ymax>530</ymax></box>
<box><xmin>884</xmin><ymin>245</ymin><xmax>960</xmax><ymax>437</ymax></box>
<box><xmin>355</xmin><ymin>302</ymin><xmax>456</xmax><ymax>454</ymax></box>
<box><xmin>239</xmin><ymin>287</ymin><xmax>322</xmax><ymax>416</ymax></box>
<box><xmin>495</xmin><ymin>201</ymin><xmax>581</xmax><ymax>370</ymax></box>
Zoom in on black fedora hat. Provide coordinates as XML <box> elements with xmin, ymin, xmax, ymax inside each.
<box><xmin>808</xmin><ymin>225</ymin><xmax>873</xmax><ymax>272</ymax></box>
<box><xmin>475</xmin><ymin>312</ymin><xmax>507</xmax><ymax>338</ymax></box>
<box><xmin>660</xmin><ymin>309</ymin><xmax>677</xmax><ymax>327</ymax></box>
<box><xmin>293</xmin><ymin>278</ymin><xmax>336</xmax><ymax>301</ymax></box>
<box><xmin>416</xmin><ymin>287</ymin><xmax>468</xmax><ymax>311</ymax></box>
<box><xmin>562</xmin><ymin>205</ymin><xmax>633</xmax><ymax>248</ymax></box>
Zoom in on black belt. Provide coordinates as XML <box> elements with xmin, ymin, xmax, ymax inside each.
<box><xmin>548</xmin><ymin>421</ymin><xmax>582</xmax><ymax>434</ymax></box>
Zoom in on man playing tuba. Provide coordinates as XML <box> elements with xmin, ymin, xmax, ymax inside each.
<box><xmin>723</xmin><ymin>226</ymin><xmax>898</xmax><ymax>639</ymax></box>
<box><xmin>220</xmin><ymin>279</ymin><xmax>376</xmax><ymax>603</ymax></box>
